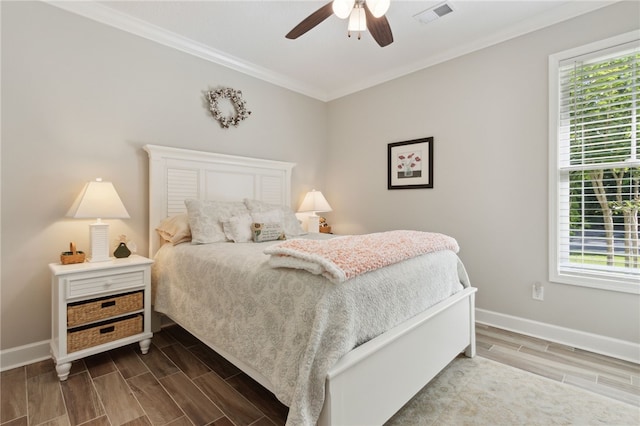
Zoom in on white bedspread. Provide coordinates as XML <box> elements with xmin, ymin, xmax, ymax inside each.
<box><xmin>152</xmin><ymin>234</ymin><xmax>468</xmax><ymax>425</ymax></box>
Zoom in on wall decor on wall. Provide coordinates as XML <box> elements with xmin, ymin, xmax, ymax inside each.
<box><xmin>388</xmin><ymin>137</ymin><xmax>434</xmax><ymax>189</ymax></box>
<box><xmin>205</xmin><ymin>87</ymin><xmax>251</xmax><ymax>129</ymax></box>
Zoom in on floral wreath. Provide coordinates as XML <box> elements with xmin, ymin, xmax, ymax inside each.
<box><xmin>206</xmin><ymin>87</ymin><xmax>251</xmax><ymax>129</ymax></box>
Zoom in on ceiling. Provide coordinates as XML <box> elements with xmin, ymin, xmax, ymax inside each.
<box><xmin>51</xmin><ymin>0</ymin><xmax>617</xmax><ymax>101</ymax></box>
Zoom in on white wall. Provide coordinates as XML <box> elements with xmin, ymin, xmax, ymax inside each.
<box><xmin>0</xmin><ymin>1</ymin><xmax>327</xmax><ymax>351</ymax></box>
<box><xmin>325</xmin><ymin>1</ymin><xmax>640</xmax><ymax>345</ymax></box>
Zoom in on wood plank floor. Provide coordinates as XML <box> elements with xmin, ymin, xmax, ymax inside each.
<box><xmin>476</xmin><ymin>324</ymin><xmax>640</xmax><ymax>407</ymax></box>
<box><xmin>2</xmin><ymin>324</ymin><xmax>638</xmax><ymax>426</ymax></box>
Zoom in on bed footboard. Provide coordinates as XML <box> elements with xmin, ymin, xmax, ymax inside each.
<box><xmin>318</xmin><ymin>287</ymin><xmax>476</xmax><ymax>426</ymax></box>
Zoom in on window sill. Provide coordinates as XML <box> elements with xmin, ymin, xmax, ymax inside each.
<box><xmin>550</xmin><ymin>270</ymin><xmax>639</xmax><ymax>294</ymax></box>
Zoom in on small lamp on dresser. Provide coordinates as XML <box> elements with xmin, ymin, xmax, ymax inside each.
<box><xmin>66</xmin><ymin>178</ymin><xmax>129</xmax><ymax>262</ymax></box>
<box><xmin>298</xmin><ymin>189</ymin><xmax>332</xmax><ymax>233</ymax></box>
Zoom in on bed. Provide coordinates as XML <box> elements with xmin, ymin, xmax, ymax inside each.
<box><xmin>144</xmin><ymin>144</ymin><xmax>477</xmax><ymax>426</ymax></box>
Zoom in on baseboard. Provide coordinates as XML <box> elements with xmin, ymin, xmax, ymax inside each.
<box><xmin>0</xmin><ymin>319</ymin><xmax>174</xmax><ymax>372</ymax></box>
<box><xmin>2</xmin><ymin>311</ymin><xmax>637</xmax><ymax>371</ymax></box>
<box><xmin>0</xmin><ymin>340</ymin><xmax>51</xmax><ymax>372</ymax></box>
<box><xmin>476</xmin><ymin>309</ymin><xmax>640</xmax><ymax>364</ymax></box>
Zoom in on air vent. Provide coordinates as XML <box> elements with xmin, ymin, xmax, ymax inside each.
<box><xmin>414</xmin><ymin>1</ymin><xmax>454</xmax><ymax>24</ymax></box>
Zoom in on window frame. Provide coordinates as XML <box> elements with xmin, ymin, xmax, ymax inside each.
<box><xmin>548</xmin><ymin>31</ymin><xmax>640</xmax><ymax>294</ymax></box>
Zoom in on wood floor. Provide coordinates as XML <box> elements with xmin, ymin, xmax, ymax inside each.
<box><xmin>2</xmin><ymin>324</ymin><xmax>638</xmax><ymax>426</ymax></box>
<box><xmin>476</xmin><ymin>324</ymin><xmax>640</xmax><ymax>407</ymax></box>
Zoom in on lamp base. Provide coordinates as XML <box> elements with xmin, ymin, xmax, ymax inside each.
<box><xmin>307</xmin><ymin>215</ymin><xmax>320</xmax><ymax>233</ymax></box>
<box><xmin>89</xmin><ymin>222</ymin><xmax>111</xmax><ymax>262</ymax></box>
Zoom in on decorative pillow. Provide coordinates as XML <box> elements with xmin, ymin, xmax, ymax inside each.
<box><xmin>251</xmin><ymin>222</ymin><xmax>286</xmax><ymax>242</ymax></box>
<box><xmin>185</xmin><ymin>199</ymin><xmax>249</xmax><ymax>244</ymax></box>
<box><xmin>156</xmin><ymin>213</ymin><xmax>192</xmax><ymax>245</ymax></box>
<box><xmin>222</xmin><ymin>213</ymin><xmax>253</xmax><ymax>243</ymax></box>
<box><xmin>244</xmin><ymin>199</ymin><xmax>306</xmax><ymax>237</ymax></box>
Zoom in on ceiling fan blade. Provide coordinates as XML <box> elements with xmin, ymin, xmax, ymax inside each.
<box><xmin>286</xmin><ymin>2</ymin><xmax>335</xmax><ymax>39</ymax></box>
<box><xmin>364</xmin><ymin>3</ymin><xmax>393</xmax><ymax>47</ymax></box>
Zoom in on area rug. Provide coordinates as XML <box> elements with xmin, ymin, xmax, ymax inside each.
<box><xmin>385</xmin><ymin>355</ymin><xmax>640</xmax><ymax>425</ymax></box>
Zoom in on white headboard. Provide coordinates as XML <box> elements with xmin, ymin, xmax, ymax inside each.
<box><xmin>144</xmin><ymin>144</ymin><xmax>295</xmax><ymax>256</ymax></box>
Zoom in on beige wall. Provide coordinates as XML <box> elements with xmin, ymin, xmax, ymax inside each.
<box><xmin>1</xmin><ymin>1</ymin><xmax>327</xmax><ymax>350</ymax></box>
<box><xmin>325</xmin><ymin>1</ymin><xmax>640</xmax><ymax>343</ymax></box>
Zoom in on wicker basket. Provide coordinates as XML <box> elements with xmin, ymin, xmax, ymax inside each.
<box><xmin>67</xmin><ymin>291</ymin><xmax>143</xmax><ymax>327</ymax></box>
<box><xmin>67</xmin><ymin>314</ymin><xmax>143</xmax><ymax>353</ymax></box>
<box><xmin>60</xmin><ymin>242</ymin><xmax>85</xmax><ymax>265</ymax></box>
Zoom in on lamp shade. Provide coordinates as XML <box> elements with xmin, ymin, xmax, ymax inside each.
<box><xmin>333</xmin><ymin>0</ymin><xmax>355</xmax><ymax>19</ymax></box>
<box><xmin>298</xmin><ymin>190</ymin><xmax>333</xmax><ymax>214</ymax></box>
<box><xmin>366</xmin><ymin>0</ymin><xmax>390</xmax><ymax>18</ymax></box>
<box><xmin>348</xmin><ymin>6</ymin><xmax>367</xmax><ymax>32</ymax></box>
<box><xmin>67</xmin><ymin>178</ymin><xmax>130</xmax><ymax>219</ymax></box>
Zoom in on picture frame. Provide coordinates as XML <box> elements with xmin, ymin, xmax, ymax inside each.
<box><xmin>388</xmin><ymin>137</ymin><xmax>434</xmax><ymax>189</ymax></box>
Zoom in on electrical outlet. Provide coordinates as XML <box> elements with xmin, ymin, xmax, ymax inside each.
<box><xmin>532</xmin><ymin>282</ymin><xmax>544</xmax><ymax>301</ymax></box>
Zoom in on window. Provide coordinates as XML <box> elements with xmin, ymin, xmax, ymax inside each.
<box><xmin>549</xmin><ymin>32</ymin><xmax>639</xmax><ymax>293</ymax></box>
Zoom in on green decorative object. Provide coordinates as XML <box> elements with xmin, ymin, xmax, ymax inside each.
<box><xmin>113</xmin><ymin>242</ymin><xmax>131</xmax><ymax>258</ymax></box>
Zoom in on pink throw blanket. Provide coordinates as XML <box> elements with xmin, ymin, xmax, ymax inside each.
<box><xmin>264</xmin><ymin>230</ymin><xmax>459</xmax><ymax>283</ymax></box>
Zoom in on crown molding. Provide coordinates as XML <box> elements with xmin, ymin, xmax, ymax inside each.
<box><xmin>45</xmin><ymin>1</ymin><xmax>615</xmax><ymax>103</ymax></box>
<box><xmin>45</xmin><ymin>1</ymin><xmax>330</xmax><ymax>101</ymax></box>
<box><xmin>325</xmin><ymin>0</ymin><xmax>616</xmax><ymax>100</ymax></box>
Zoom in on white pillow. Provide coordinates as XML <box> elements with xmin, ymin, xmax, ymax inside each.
<box><xmin>185</xmin><ymin>199</ymin><xmax>249</xmax><ymax>244</ymax></box>
<box><xmin>222</xmin><ymin>214</ymin><xmax>253</xmax><ymax>243</ymax></box>
<box><xmin>223</xmin><ymin>210</ymin><xmax>289</xmax><ymax>243</ymax></box>
<box><xmin>244</xmin><ymin>199</ymin><xmax>306</xmax><ymax>237</ymax></box>
<box><xmin>251</xmin><ymin>209</ymin><xmax>284</xmax><ymax>225</ymax></box>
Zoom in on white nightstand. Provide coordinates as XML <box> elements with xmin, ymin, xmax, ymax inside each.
<box><xmin>49</xmin><ymin>255</ymin><xmax>154</xmax><ymax>380</ymax></box>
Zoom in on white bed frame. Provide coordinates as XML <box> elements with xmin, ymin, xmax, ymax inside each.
<box><xmin>144</xmin><ymin>144</ymin><xmax>477</xmax><ymax>426</ymax></box>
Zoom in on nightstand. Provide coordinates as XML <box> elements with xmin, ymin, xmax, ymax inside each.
<box><xmin>49</xmin><ymin>255</ymin><xmax>154</xmax><ymax>380</ymax></box>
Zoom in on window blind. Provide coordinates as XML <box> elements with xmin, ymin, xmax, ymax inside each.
<box><xmin>556</xmin><ymin>41</ymin><xmax>639</xmax><ymax>286</ymax></box>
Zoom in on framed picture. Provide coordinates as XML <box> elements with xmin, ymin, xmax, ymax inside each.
<box><xmin>387</xmin><ymin>137</ymin><xmax>433</xmax><ymax>189</ymax></box>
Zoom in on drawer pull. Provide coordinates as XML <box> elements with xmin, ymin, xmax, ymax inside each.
<box><xmin>100</xmin><ymin>326</ymin><xmax>115</xmax><ymax>334</ymax></box>
<box><xmin>101</xmin><ymin>301</ymin><xmax>116</xmax><ymax>308</ymax></box>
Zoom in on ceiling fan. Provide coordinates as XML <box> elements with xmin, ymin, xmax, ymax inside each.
<box><xmin>286</xmin><ymin>0</ymin><xmax>393</xmax><ymax>47</ymax></box>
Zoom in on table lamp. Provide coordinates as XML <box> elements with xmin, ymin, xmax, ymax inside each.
<box><xmin>298</xmin><ymin>189</ymin><xmax>332</xmax><ymax>233</ymax></box>
<box><xmin>66</xmin><ymin>178</ymin><xmax>130</xmax><ymax>262</ymax></box>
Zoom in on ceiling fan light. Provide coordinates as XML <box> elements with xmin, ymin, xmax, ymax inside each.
<box><xmin>348</xmin><ymin>6</ymin><xmax>367</xmax><ymax>32</ymax></box>
<box><xmin>333</xmin><ymin>0</ymin><xmax>356</xmax><ymax>19</ymax></box>
<box><xmin>366</xmin><ymin>0</ymin><xmax>390</xmax><ymax>18</ymax></box>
